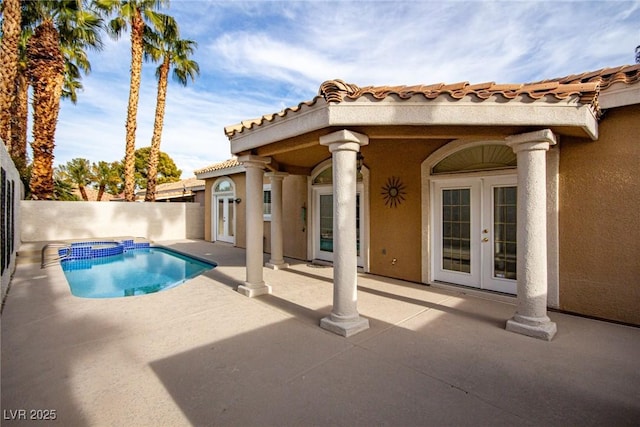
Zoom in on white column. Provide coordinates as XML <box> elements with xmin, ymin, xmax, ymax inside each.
<box><xmin>237</xmin><ymin>155</ymin><xmax>272</xmax><ymax>297</ymax></box>
<box><xmin>265</xmin><ymin>172</ymin><xmax>289</xmax><ymax>270</ymax></box>
<box><xmin>505</xmin><ymin>129</ymin><xmax>558</xmax><ymax>340</ymax></box>
<box><xmin>319</xmin><ymin>130</ymin><xmax>370</xmax><ymax>337</ymax></box>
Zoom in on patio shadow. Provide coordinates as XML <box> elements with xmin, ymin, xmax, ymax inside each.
<box><xmin>149</xmin><ymin>308</ymin><xmax>640</xmax><ymax>426</ymax></box>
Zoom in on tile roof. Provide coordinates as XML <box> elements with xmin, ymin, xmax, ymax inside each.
<box><xmin>154</xmin><ymin>177</ymin><xmax>204</xmax><ymax>192</ymax></box>
<box><xmin>135</xmin><ymin>177</ymin><xmax>205</xmax><ymax>199</ymax></box>
<box><xmin>193</xmin><ymin>157</ymin><xmax>241</xmax><ymax>175</ymax></box>
<box><xmin>225</xmin><ymin>64</ymin><xmax>640</xmax><ymax>138</ymax></box>
<box><xmin>72</xmin><ymin>187</ymin><xmax>116</xmax><ymax>201</ymax></box>
<box><xmin>319</xmin><ymin>80</ymin><xmax>600</xmax><ymax>103</ymax></box>
<box><xmin>536</xmin><ymin>64</ymin><xmax>640</xmax><ymax>89</ymax></box>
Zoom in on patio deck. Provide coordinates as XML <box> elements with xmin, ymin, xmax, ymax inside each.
<box><xmin>2</xmin><ymin>240</ymin><xmax>639</xmax><ymax>426</ymax></box>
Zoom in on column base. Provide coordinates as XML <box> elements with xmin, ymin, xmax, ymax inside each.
<box><xmin>237</xmin><ymin>282</ymin><xmax>272</xmax><ymax>298</ymax></box>
<box><xmin>265</xmin><ymin>261</ymin><xmax>289</xmax><ymax>270</ymax></box>
<box><xmin>506</xmin><ymin>314</ymin><xmax>557</xmax><ymax>341</ymax></box>
<box><xmin>320</xmin><ymin>315</ymin><xmax>369</xmax><ymax>337</ymax></box>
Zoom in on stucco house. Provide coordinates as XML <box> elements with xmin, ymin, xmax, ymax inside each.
<box><xmin>195</xmin><ymin>64</ymin><xmax>639</xmax><ymax>339</ymax></box>
<box><xmin>135</xmin><ymin>177</ymin><xmax>205</xmax><ymax>204</ymax></box>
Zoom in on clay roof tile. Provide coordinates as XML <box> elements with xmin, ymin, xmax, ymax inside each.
<box><xmin>194</xmin><ymin>158</ymin><xmax>242</xmax><ymax>175</ymax></box>
<box><xmin>225</xmin><ymin>64</ymin><xmax>639</xmax><ymax>138</ymax></box>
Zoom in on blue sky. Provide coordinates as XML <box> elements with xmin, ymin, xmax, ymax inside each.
<box><xmin>52</xmin><ymin>0</ymin><xmax>640</xmax><ymax>177</ymax></box>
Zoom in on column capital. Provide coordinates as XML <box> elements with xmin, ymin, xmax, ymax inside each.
<box><xmin>265</xmin><ymin>171</ymin><xmax>289</xmax><ymax>181</ymax></box>
<box><xmin>506</xmin><ymin>129</ymin><xmax>557</xmax><ymax>153</ymax></box>
<box><xmin>237</xmin><ymin>154</ymin><xmax>271</xmax><ymax>168</ymax></box>
<box><xmin>320</xmin><ymin>129</ymin><xmax>369</xmax><ymax>153</ymax></box>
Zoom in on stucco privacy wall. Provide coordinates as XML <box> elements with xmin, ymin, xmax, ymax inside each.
<box><xmin>1</xmin><ymin>142</ymin><xmax>22</xmax><ymax>301</ymax></box>
<box><xmin>20</xmin><ymin>201</ymin><xmax>203</xmax><ymax>242</ymax></box>
<box><xmin>559</xmin><ymin>104</ymin><xmax>640</xmax><ymax>325</ymax></box>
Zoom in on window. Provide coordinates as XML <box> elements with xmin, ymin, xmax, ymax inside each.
<box><xmin>432</xmin><ymin>145</ymin><xmax>516</xmax><ymax>175</ymax></box>
<box><xmin>214</xmin><ymin>179</ymin><xmax>233</xmax><ymax>193</ymax></box>
<box><xmin>263</xmin><ymin>185</ymin><xmax>272</xmax><ymax>220</ymax></box>
<box><xmin>312</xmin><ymin>166</ymin><xmax>363</xmax><ymax>185</ymax></box>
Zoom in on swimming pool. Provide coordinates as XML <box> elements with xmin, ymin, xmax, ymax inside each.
<box><xmin>61</xmin><ymin>246</ymin><xmax>216</xmax><ymax>298</ymax></box>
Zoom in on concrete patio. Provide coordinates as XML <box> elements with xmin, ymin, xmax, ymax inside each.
<box><xmin>2</xmin><ymin>240</ymin><xmax>639</xmax><ymax>426</ymax></box>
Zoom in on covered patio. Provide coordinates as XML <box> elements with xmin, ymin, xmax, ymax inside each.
<box><xmin>226</xmin><ymin>78</ymin><xmax>601</xmax><ymax>340</ymax></box>
<box><xmin>2</xmin><ymin>240</ymin><xmax>639</xmax><ymax>426</ymax></box>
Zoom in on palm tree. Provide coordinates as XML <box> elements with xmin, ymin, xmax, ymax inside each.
<box><xmin>92</xmin><ymin>160</ymin><xmax>121</xmax><ymax>200</ymax></box>
<box><xmin>25</xmin><ymin>0</ymin><xmax>103</xmax><ymax>200</ymax></box>
<box><xmin>9</xmin><ymin>3</ymin><xmax>95</xmax><ymax>186</ymax></box>
<box><xmin>95</xmin><ymin>0</ymin><xmax>169</xmax><ymax>202</ymax></box>
<box><xmin>27</xmin><ymin>18</ymin><xmax>65</xmax><ymax>199</ymax></box>
<box><xmin>57</xmin><ymin>158</ymin><xmax>93</xmax><ymax>200</ymax></box>
<box><xmin>53</xmin><ymin>177</ymin><xmax>80</xmax><ymax>201</ymax></box>
<box><xmin>8</xmin><ymin>29</ymin><xmax>31</xmax><ymax>181</ymax></box>
<box><xmin>144</xmin><ymin>15</ymin><xmax>198</xmax><ymax>202</ymax></box>
<box><xmin>0</xmin><ymin>0</ymin><xmax>21</xmax><ymax>147</ymax></box>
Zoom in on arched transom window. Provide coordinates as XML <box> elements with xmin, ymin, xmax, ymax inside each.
<box><xmin>312</xmin><ymin>166</ymin><xmax>363</xmax><ymax>185</ymax></box>
<box><xmin>214</xmin><ymin>179</ymin><xmax>233</xmax><ymax>193</ymax></box>
<box><xmin>432</xmin><ymin>145</ymin><xmax>517</xmax><ymax>175</ymax></box>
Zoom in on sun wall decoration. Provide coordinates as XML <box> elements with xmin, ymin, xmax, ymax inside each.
<box><xmin>381</xmin><ymin>176</ymin><xmax>407</xmax><ymax>208</ymax></box>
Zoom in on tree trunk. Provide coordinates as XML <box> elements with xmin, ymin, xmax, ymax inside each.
<box><xmin>79</xmin><ymin>184</ymin><xmax>88</xmax><ymax>201</ymax></box>
<box><xmin>0</xmin><ymin>0</ymin><xmax>21</xmax><ymax>147</ymax></box>
<box><xmin>10</xmin><ymin>70</ymin><xmax>29</xmax><ymax>178</ymax></box>
<box><xmin>97</xmin><ymin>185</ymin><xmax>105</xmax><ymax>201</ymax></box>
<box><xmin>27</xmin><ymin>20</ymin><xmax>65</xmax><ymax>200</ymax></box>
<box><xmin>123</xmin><ymin>8</ymin><xmax>145</xmax><ymax>202</ymax></box>
<box><xmin>145</xmin><ymin>56</ymin><xmax>170</xmax><ymax>202</ymax></box>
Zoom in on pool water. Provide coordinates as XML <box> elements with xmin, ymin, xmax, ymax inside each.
<box><xmin>61</xmin><ymin>247</ymin><xmax>215</xmax><ymax>298</ymax></box>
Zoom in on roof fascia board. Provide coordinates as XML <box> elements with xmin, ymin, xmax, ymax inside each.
<box><xmin>230</xmin><ymin>105</ymin><xmax>330</xmax><ymax>154</ymax></box>
<box><xmin>599</xmin><ymin>83</ymin><xmax>640</xmax><ymax>109</ymax></box>
<box><xmin>229</xmin><ymin>100</ymin><xmax>599</xmax><ymax>153</ymax></box>
<box><xmin>329</xmin><ymin>102</ymin><xmax>598</xmax><ymax>139</ymax></box>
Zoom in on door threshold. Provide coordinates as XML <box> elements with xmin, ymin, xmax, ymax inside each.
<box><xmin>430</xmin><ymin>281</ymin><xmax>516</xmax><ymax>304</ymax></box>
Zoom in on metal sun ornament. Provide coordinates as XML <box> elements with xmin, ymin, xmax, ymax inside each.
<box><xmin>381</xmin><ymin>176</ymin><xmax>407</xmax><ymax>208</ymax></box>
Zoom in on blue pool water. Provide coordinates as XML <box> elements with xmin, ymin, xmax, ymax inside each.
<box><xmin>61</xmin><ymin>247</ymin><xmax>215</xmax><ymax>298</ymax></box>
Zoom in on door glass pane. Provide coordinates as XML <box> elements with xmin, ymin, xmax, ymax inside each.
<box><xmin>263</xmin><ymin>190</ymin><xmax>272</xmax><ymax>215</ymax></box>
<box><xmin>228</xmin><ymin>198</ymin><xmax>234</xmax><ymax>237</ymax></box>
<box><xmin>494</xmin><ymin>186</ymin><xmax>517</xmax><ymax>279</ymax></box>
<box><xmin>442</xmin><ymin>189</ymin><xmax>471</xmax><ymax>273</ymax></box>
<box><xmin>217</xmin><ymin>198</ymin><xmax>224</xmax><ymax>237</ymax></box>
<box><xmin>320</xmin><ymin>194</ymin><xmax>333</xmax><ymax>252</ymax></box>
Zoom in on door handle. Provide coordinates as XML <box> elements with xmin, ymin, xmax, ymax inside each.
<box><xmin>482</xmin><ymin>237</ymin><xmax>489</xmax><ymax>242</ymax></box>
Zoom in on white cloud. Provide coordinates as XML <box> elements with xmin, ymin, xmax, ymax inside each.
<box><xmin>49</xmin><ymin>0</ymin><xmax>640</xmax><ymax>177</ymax></box>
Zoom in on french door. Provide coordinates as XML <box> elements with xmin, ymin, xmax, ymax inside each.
<box><xmin>313</xmin><ymin>186</ymin><xmax>363</xmax><ymax>267</ymax></box>
<box><xmin>215</xmin><ymin>195</ymin><xmax>235</xmax><ymax>243</ymax></box>
<box><xmin>432</xmin><ymin>175</ymin><xmax>517</xmax><ymax>294</ymax></box>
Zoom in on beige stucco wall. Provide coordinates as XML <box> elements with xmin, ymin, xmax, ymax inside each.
<box><xmin>21</xmin><ymin>201</ymin><xmax>204</xmax><ymax>242</ymax></box>
<box><xmin>204</xmin><ymin>174</ymin><xmax>247</xmax><ymax>247</ymax></box>
<box><xmin>364</xmin><ymin>140</ymin><xmax>447</xmax><ymax>282</ymax></box>
<box><xmin>263</xmin><ymin>175</ymin><xmax>308</xmax><ymax>260</ymax></box>
<box><xmin>205</xmin><ymin>173</ymin><xmax>306</xmax><ymax>258</ymax></box>
<box><xmin>203</xmin><ymin>180</ymin><xmax>213</xmax><ymax>241</ymax></box>
<box><xmin>558</xmin><ymin>104</ymin><xmax>640</xmax><ymax>325</ymax></box>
